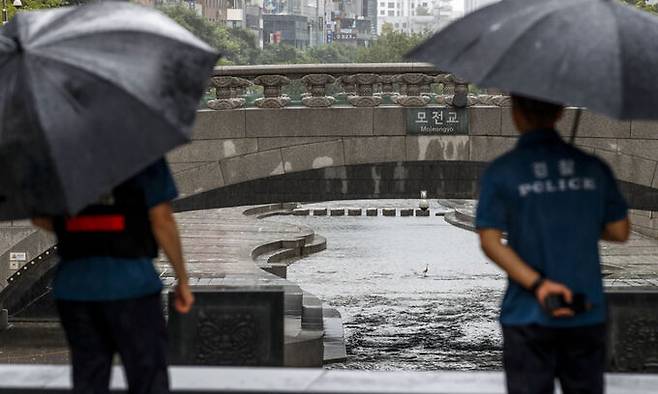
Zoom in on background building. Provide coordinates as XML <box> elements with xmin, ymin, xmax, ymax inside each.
<box><xmin>376</xmin><ymin>0</ymin><xmax>456</xmax><ymax>35</ymax></box>
<box><xmin>463</xmin><ymin>0</ymin><xmax>498</xmax><ymax>15</ymax></box>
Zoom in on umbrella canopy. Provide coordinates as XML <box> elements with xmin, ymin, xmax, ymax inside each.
<box><xmin>406</xmin><ymin>0</ymin><xmax>658</xmax><ymax>120</ymax></box>
<box><xmin>0</xmin><ymin>3</ymin><xmax>219</xmax><ymax>221</ymax></box>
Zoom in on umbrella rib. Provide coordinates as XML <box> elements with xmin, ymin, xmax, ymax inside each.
<box><xmin>28</xmin><ymin>50</ymin><xmax>184</xmax><ymax>132</ymax></box>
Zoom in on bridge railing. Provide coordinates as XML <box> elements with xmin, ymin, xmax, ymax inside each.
<box><xmin>206</xmin><ymin>63</ymin><xmax>510</xmax><ymax>110</ymax></box>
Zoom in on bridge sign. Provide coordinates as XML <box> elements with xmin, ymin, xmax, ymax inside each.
<box><xmin>406</xmin><ymin>108</ymin><xmax>469</xmax><ymax>136</ymax></box>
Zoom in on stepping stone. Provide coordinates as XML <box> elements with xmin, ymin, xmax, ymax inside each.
<box><xmin>366</xmin><ymin>208</ymin><xmax>378</xmax><ymax>216</ymax></box>
<box><xmin>330</xmin><ymin>209</ymin><xmax>345</xmax><ymax>216</ymax></box>
<box><xmin>415</xmin><ymin>209</ymin><xmax>430</xmax><ymax>217</ymax></box>
<box><xmin>293</xmin><ymin>209</ymin><xmax>310</xmax><ymax>216</ymax></box>
<box><xmin>313</xmin><ymin>208</ymin><xmax>328</xmax><ymax>216</ymax></box>
<box><xmin>382</xmin><ymin>208</ymin><xmax>396</xmax><ymax>217</ymax></box>
<box><xmin>347</xmin><ymin>209</ymin><xmax>362</xmax><ymax>216</ymax></box>
<box><xmin>400</xmin><ymin>209</ymin><xmax>414</xmax><ymax>217</ymax></box>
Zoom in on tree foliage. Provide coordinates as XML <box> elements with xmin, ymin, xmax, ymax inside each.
<box><xmin>6</xmin><ymin>1</ymin><xmax>429</xmax><ymax>65</ymax></box>
<box><xmin>622</xmin><ymin>0</ymin><xmax>658</xmax><ymax>13</ymax></box>
<box><xmin>158</xmin><ymin>4</ymin><xmax>258</xmax><ymax>65</ymax></box>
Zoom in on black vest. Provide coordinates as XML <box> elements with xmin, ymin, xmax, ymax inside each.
<box><xmin>54</xmin><ymin>179</ymin><xmax>158</xmax><ymax>259</ymax></box>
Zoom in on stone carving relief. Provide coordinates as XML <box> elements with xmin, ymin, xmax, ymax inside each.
<box><xmin>611</xmin><ymin>313</ymin><xmax>658</xmax><ymax>371</ymax></box>
<box><xmin>301</xmin><ymin>74</ymin><xmax>336</xmax><ymax>107</ymax></box>
<box><xmin>253</xmin><ymin>75</ymin><xmax>291</xmax><ymax>108</ymax></box>
<box><xmin>207</xmin><ymin>77</ymin><xmax>251</xmax><ymax>110</ymax></box>
<box><xmin>347</xmin><ymin>74</ymin><xmax>383</xmax><ymax>107</ymax></box>
<box><xmin>195</xmin><ymin>309</ymin><xmax>259</xmax><ymax>366</ymax></box>
<box><xmin>392</xmin><ymin>73</ymin><xmax>433</xmax><ymax>107</ymax></box>
<box><xmin>375</xmin><ymin>75</ymin><xmax>398</xmax><ymax>99</ymax></box>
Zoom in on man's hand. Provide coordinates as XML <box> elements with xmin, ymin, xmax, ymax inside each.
<box><xmin>174</xmin><ymin>282</ymin><xmax>194</xmax><ymax>314</ymax></box>
<box><xmin>535</xmin><ymin>279</ymin><xmax>574</xmax><ymax>318</ymax></box>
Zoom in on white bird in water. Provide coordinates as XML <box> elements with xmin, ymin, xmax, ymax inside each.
<box><xmin>422</xmin><ymin>264</ymin><xmax>429</xmax><ymax>277</ymax></box>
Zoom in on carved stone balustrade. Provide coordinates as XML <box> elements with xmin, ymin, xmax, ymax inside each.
<box><xmin>347</xmin><ymin>74</ymin><xmax>383</xmax><ymax>107</ymax></box>
<box><xmin>253</xmin><ymin>75</ymin><xmax>291</xmax><ymax>108</ymax></box>
<box><xmin>376</xmin><ymin>75</ymin><xmax>398</xmax><ymax>99</ymax></box>
<box><xmin>337</xmin><ymin>75</ymin><xmax>357</xmax><ymax>99</ymax></box>
<box><xmin>207</xmin><ymin>77</ymin><xmax>251</xmax><ymax>110</ymax></box>
<box><xmin>392</xmin><ymin>73</ymin><xmax>434</xmax><ymax>107</ymax></box>
<box><xmin>468</xmin><ymin>94</ymin><xmax>512</xmax><ymax>107</ymax></box>
<box><xmin>301</xmin><ymin>74</ymin><xmax>336</xmax><ymax>108</ymax></box>
<box><xmin>433</xmin><ymin>74</ymin><xmax>455</xmax><ymax>106</ymax></box>
<box><xmin>206</xmin><ymin>63</ymin><xmax>513</xmax><ymax>110</ymax></box>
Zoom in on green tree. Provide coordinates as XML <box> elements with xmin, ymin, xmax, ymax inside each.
<box><xmin>622</xmin><ymin>0</ymin><xmax>658</xmax><ymax>13</ymax></box>
<box><xmin>158</xmin><ymin>4</ymin><xmax>258</xmax><ymax>65</ymax></box>
<box><xmin>356</xmin><ymin>29</ymin><xmax>428</xmax><ymax>63</ymax></box>
<box><xmin>304</xmin><ymin>44</ymin><xmax>358</xmax><ymax>64</ymax></box>
<box><xmin>255</xmin><ymin>44</ymin><xmax>309</xmax><ymax>64</ymax></box>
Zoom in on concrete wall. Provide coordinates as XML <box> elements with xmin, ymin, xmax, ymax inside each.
<box><xmin>0</xmin><ymin>221</ymin><xmax>38</xmax><ymax>290</ymax></box>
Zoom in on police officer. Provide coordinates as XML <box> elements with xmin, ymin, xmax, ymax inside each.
<box><xmin>476</xmin><ymin>95</ymin><xmax>630</xmax><ymax>394</ymax></box>
<box><xmin>32</xmin><ymin>158</ymin><xmax>192</xmax><ymax>394</ymax></box>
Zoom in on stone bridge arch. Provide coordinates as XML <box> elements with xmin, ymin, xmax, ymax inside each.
<box><xmin>171</xmin><ymin>107</ymin><xmax>658</xmax><ymax>215</ymax></box>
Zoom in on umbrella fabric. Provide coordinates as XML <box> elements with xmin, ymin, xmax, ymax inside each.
<box><xmin>0</xmin><ymin>3</ymin><xmax>219</xmax><ymax>221</ymax></box>
<box><xmin>406</xmin><ymin>0</ymin><xmax>658</xmax><ymax>120</ymax></box>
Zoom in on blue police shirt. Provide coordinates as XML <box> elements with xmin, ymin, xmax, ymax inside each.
<box><xmin>475</xmin><ymin>129</ymin><xmax>628</xmax><ymax>327</ymax></box>
<box><xmin>53</xmin><ymin>159</ymin><xmax>178</xmax><ymax>301</ymax></box>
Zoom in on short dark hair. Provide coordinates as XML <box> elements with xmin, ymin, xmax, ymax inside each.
<box><xmin>511</xmin><ymin>94</ymin><xmax>563</xmax><ymax>125</ymax></box>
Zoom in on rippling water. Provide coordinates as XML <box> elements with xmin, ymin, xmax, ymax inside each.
<box><xmin>268</xmin><ymin>200</ymin><xmax>507</xmax><ymax>371</ymax></box>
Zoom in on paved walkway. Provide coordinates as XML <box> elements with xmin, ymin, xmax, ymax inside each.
<box><xmin>0</xmin><ymin>365</ymin><xmax>656</xmax><ymax>393</ymax></box>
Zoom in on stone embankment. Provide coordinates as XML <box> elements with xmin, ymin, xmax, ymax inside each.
<box><xmin>166</xmin><ymin>203</ymin><xmax>346</xmax><ymax>366</ymax></box>
<box><xmin>0</xmin><ymin>204</ymin><xmax>346</xmax><ymax>366</ymax></box>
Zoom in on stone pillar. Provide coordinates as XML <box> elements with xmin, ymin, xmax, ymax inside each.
<box><xmin>392</xmin><ymin>74</ymin><xmax>433</xmax><ymax>107</ymax></box>
<box><xmin>253</xmin><ymin>75</ymin><xmax>291</xmax><ymax>108</ymax></box>
<box><xmin>347</xmin><ymin>74</ymin><xmax>383</xmax><ymax>107</ymax></box>
<box><xmin>336</xmin><ymin>75</ymin><xmax>356</xmax><ymax>100</ymax></box>
<box><xmin>376</xmin><ymin>75</ymin><xmax>398</xmax><ymax>99</ymax></box>
<box><xmin>434</xmin><ymin>74</ymin><xmax>456</xmax><ymax>106</ymax></box>
<box><xmin>207</xmin><ymin>77</ymin><xmax>250</xmax><ymax>110</ymax></box>
<box><xmin>301</xmin><ymin>74</ymin><xmax>336</xmax><ymax>107</ymax></box>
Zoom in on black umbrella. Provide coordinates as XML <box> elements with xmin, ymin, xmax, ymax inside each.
<box><xmin>0</xmin><ymin>3</ymin><xmax>219</xmax><ymax>221</ymax></box>
<box><xmin>407</xmin><ymin>0</ymin><xmax>658</xmax><ymax>121</ymax></box>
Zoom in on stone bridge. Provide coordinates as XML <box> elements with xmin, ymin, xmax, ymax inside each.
<box><xmin>2</xmin><ymin>63</ymin><xmax>658</xmax><ymax>369</ymax></box>
<box><xmin>170</xmin><ymin>64</ymin><xmax>658</xmax><ymax>239</ymax></box>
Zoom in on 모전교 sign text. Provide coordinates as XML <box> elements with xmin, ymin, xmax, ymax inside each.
<box><xmin>406</xmin><ymin>108</ymin><xmax>469</xmax><ymax>135</ymax></box>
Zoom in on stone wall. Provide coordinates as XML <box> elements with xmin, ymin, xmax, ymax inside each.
<box><xmin>629</xmin><ymin>210</ymin><xmax>658</xmax><ymax>239</ymax></box>
<box><xmin>0</xmin><ymin>221</ymin><xmax>38</xmax><ymax>290</ymax></box>
<box><xmin>170</xmin><ymin>106</ymin><xmax>658</xmax><ymax>218</ymax></box>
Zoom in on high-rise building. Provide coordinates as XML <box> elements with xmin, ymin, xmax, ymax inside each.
<box><xmin>463</xmin><ymin>0</ymin><xmax>498</xmax><ymax>15</ymax></box>
<box><xmin>376</xmin><ymin>0</ymin><xmax>455</xmax><ymax>35</ymax></box>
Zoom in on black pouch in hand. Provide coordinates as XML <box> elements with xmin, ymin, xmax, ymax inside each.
<box><xmin>545</xmin><ymin>293</ymin><xmax>590</xmax><ymax>314</ymax></box>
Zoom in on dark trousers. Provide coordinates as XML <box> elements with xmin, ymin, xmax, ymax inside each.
<box><xmin>56</xmin><ymin>293</ymin><xmax>169</xmax><ymax>394</ymax></box>
<box><xmin>502</xmin><ymin>324</ymin><xmax>606</xmax><ymax>394</ymax></box>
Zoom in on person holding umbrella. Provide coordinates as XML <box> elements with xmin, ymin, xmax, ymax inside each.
<box><xmin>0</xmin><ymin>3</ymin><xmax>219</xmax><ymax>393</ymax></box>
<box><xmin>405</xmin><ymin>0</ymin><xmax>658</xmax><ymax>392</ymax></box>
